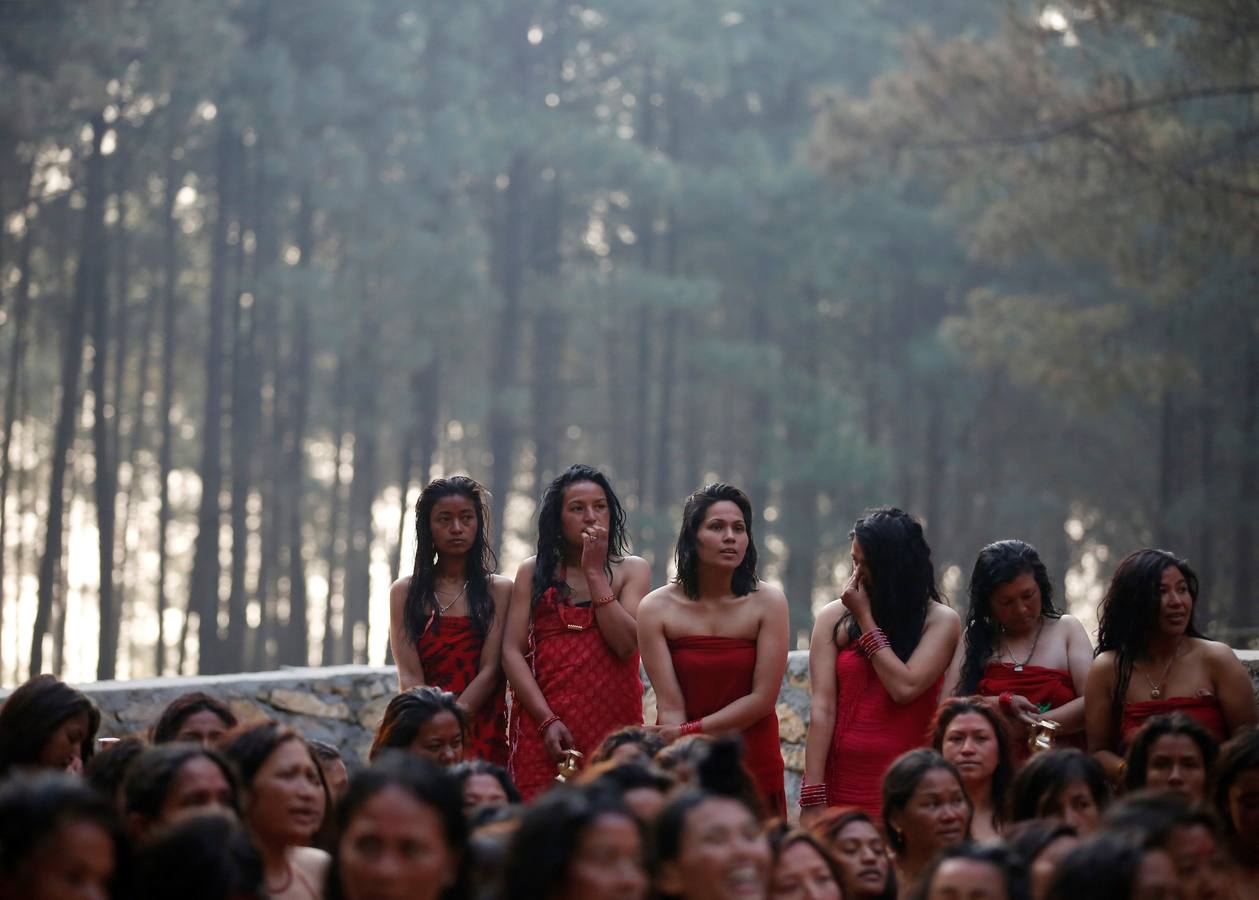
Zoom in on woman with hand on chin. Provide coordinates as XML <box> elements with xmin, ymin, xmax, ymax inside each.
<box><xmin>801</xmin><ymin>507</ymin><xmax>960</xmax><ymax>824</ymax></box>
<box><xmin>638</xmin><ymin>483</ymin><xmax>790</xmax><ymax>817</ymax></box>
<box><xmin>389</xmin><ymin>476</ymin><xmax>511</xmax><ymax>765</ymax></box>
<box><xmin>1084</xmin><ymin>548</ymin><xmax>1256</xmax><ymax>785</ymax></box>
<box><xmin>503</xmin><ymin>464</ymin><xmax>651</xmax><ymax>800</ymax></box>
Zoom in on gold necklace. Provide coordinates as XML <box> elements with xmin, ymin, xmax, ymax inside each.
<box><xmin>1142</xmin><ymin>639</ymin><xmax>1183</xmax><ymax>700</ymax></box>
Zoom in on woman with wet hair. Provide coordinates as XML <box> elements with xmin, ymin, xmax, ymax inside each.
<box><xmin>218</xmin><ymin>721</ymin><xmax>330</xmax><ymax>900</ymax></box>
<box><xmin>450</xmin><ymin>758</ymin><xmax>521</xmax><ymax>811</ymax></box>
<box><xmin>1002</xmin><ymin>821</ymin><xmax>1078</xmax><ymax>900</ymax></box>
<box><xmin>881</xmin><ymin>749</ymin><xmax>972</xmax><ymax>896</ymax></box>
<box><xmin>389</xmin><ymin>475</ymin><xmax>511</xmax><ymax>765</ymax></box>
<box><xmin>1122</xmin><ymin>712</ymin><xmax>1218</xmax><ymax>804</ymax></box>
<box><xmin>1007</xmin><ymin>749</ymin><xmax>1107</xmax><ymax>836</ymax></box>
<box><xmin>639</xmin><ymin>483</ymin><xmax>790</xmax><ymax>816</ymax></box>
<box><xmin>810</xmin><ymin>807</ymin><xmax>896</xmax><ymax>900</ymax></box>
<box><xmin>85</xmin><ymin>736</ymin><xmax>147</xmax><ymax>816</ymax></box>
<box><xmin>802</xmin><ymin>508</ymin><xmax>960</xmax><ymax>821</ymax></box>
<box><xmin>1084</xmin><ymin>548</ymin><xmax>1256</xmax><ymax>783</ymax></box>
<box><xmin>0</xmin><ymin>673</ymin><xmax>100</xmax><ymax>777</ymax></box>
<box><xmin>369</xmin><ymin>685</ymin><xmax>468</xmax><ymax>767</ymax></box>
<box><xmin>944</xmin><ymin>540</ymin><xmax>1091</xmax><ymax>758</ymax></box>
<box><xmin>150</xmin><ymin>691</ymin><xmax>237</xmax><ymax>745</ymax></box>
<box><xmin>1044</xmin><ymin>832</ymin><xmax>1177</xmax><ymax>900</ymax></box>
<box><xmin>133</xmin><ymin>813</ymin><xmax>264</xmax><ymax>900</ymax></box>
<box><xmin>592</xmin><ymin>725</ymin><xmax>668</xmax><ymax>767</ymax></box>
<box><xmin>328</xmin><ymin>752</ymin><xmax>470</xmax><ymax>900</ymax></box>
<box><xmin>503</xmin><ymin>464</ymin><xmax>651</xmax><ymax>800</ymax></box>
<box><xmin>913</xmin><ymin>843</ymin><xmax>1029</xmax><ymax>900</ymax></box>
<box><xmin>767</xmin><ymin>824</ymin><xmax>843</xmax><ymax>900</ymax></box>
<box><xmin>500</xmin><ymin>784</ymin><xmax>648</xmax><ymax>900</ymax></box>
<box><xmin>930</xmin><ymin>697</ymin><xmax>1014</xmax><ymax>842</ymax></box>
<box><xmin>0</xmin><ymin>772</ymin><xmax>125</xmax><ymax>900</ymax></box>
<box><xmin>1213</xmin><ymin>728</ymin><xmax>1259</xmax><ymax>885</ymax></box>
<box><xmin>124</xmin><ymin>744</ymin><xmax>239</xmax><ymax>842</ymax></box>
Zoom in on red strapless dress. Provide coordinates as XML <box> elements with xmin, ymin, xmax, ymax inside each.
<box><xmin>825</xmin><ymin>644</ymin><xmax>942</xmax><ymax>820</ymax></box>
<box><xmin>1120</xmin><ymin>695</ymin><xmax>1228</xmax><ymax>745</ymax></box>
<box><xmin>977</xmin><ymin>662</ymin><xmax>1085</xmax><ymax>761</ymax></box>
<box><xmin>668</xmin><ymin>636</ymin><xmax>786</xmax><ymax>817</ymax></box>
<box><xmin>417</xmin><ymin>615</ymin><xmax>507</xmax><ymax>766</ymax></box>
<box><xmin>508</xmin><ymin>588</ymin><xmax>644</xmax><ymax>800</ymax></box>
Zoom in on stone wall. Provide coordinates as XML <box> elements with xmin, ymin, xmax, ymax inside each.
<box><xmin>36</xmin><ymin>650</ymin><xmax>1259</xmax><ymax>813</ymax></box>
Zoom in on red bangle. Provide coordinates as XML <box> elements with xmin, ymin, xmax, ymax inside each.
<box><xmin>680</xmin><ymin>720</ymin><xmax>703</xmax><ymax>736</ymax></box>
<box><xmin>998</xmin><ymin>692</ymin><xmax>1015</xmax><ymax>712</ymax></box>
<box><xmin>799</xmin><ymin>782</ymin><xmax>829</xmax><ymax>808</ymax></box>
<box><xmin>538</xmin><ymin>714</ymin><xmax>561</xmax><ymax>736</ymax></box>
<box><xmin>857</xmin><ymin>627</ymin><xmax>891</xmax><ymax>657</ymax></box>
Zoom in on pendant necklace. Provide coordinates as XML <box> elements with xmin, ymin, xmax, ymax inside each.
<box><xmin>1143</xmin><ymin>639</ymin><xmax>1182</xmax><ymax>700</ymax></box>
<box><xmin>1002</xmin><ymin>617</ymin><xmax>1044</xmax><ymax>673</ymax></box>
<box><xmin>435</xmin><ymin>581</ymin><xmax>468</xmax><ymax>614</ymax></box>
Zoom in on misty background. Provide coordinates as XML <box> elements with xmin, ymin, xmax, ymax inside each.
<box><xmin>0</xmin><ymin>0</ymin><xmax>1254</xmax><ymax>686</ymax></box>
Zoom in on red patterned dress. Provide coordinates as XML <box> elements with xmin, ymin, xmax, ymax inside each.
<box><xmin>508</xmin><ymin>587</ymin><xmax>644</xmax><ymax>800</ymax></box>
<box><xmin>417</xmin><ymin>615</ymin><xmax>507</xmax><ymax>766</ymax></box>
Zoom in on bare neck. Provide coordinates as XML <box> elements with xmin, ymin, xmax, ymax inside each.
<box><xmin>435</xmin><ymin>554</ymin><xmax>466</xmax><ymax>582</ymax></box>
<box><xmin>695</xmin><ymin>565</ymin><xmax>736</xmax><ymax>602</ymax></box>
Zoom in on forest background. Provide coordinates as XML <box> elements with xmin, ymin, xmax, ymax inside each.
<box><xmin>0</xmin><ymin>0</ymin><xmax>1254</xmax><ymax>685</ymax></box>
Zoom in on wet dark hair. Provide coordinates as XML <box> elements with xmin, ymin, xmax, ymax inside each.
<box><xmin>0</xmin><ymin>673</ymin><xmax>101</xmax><ymax>776</ymax></box>
<box><xmin>532</xmin><ymin>464</ymin><xmax>628</xmax><ymax>607</ymax></box>
<box><xmin>958</xmin><ymin>540</ymin><xmax>1059</xmax><ymax>695</ymax></box>
<box><xmin>673</xmin><ymin>483</ymin><xmax>759</xmax><ymax>599</ymax></box>
<box><xmin>500</xmin><ymin>784</ymin><xmax>642</xmax><ymax>900</ymax></box>
<box><xmin>584</xmin><ymin>760</ymin><xmax>675</xmax><ymax>797</ymax></box>
<box><xmin>449</xmin><ymin>759</ymin><xmax>521</xmax><ymax>805</ymax></box>
<box><xmin>307</xmin><ymin>738</ymin><xmax>343</xmax><ymax>764</ymax></box>
<box><xmin>1101</xmin><ymin>789</ymin><xmax>1221</xmax><ymax>852</ymax></box>
<box><xmin>809</xmin><ymin>807</ymin><xmax>897</xmax><ymax>900</ymax></box>
<box><xmin>1008</xmin><ymin>749</ymin><xmax>1107</xmax><ymax>825</ymax></box>
<box><xmin>124</xmin><ymin>744</ymin><xmax>240</xmax><ymax>822</ymax></box>
<box><xmin>0</xmin><ymin>771</ymin><xmax>125</xmax><ymax>890</ymax></box>
<box><xmin>654</xmin><ymin>736</ymin><xmax>767</xmax><ymax>872</ymax></box>
<box><xmin>85</xmin><ymin>736</ymin><xmax>147</xmax><ymax>806</ymax></box>
<box><xmin>217</xmin><ymin>720</ymin><xmax>331</xmax><ymax>837</ymax></box>
<box><xmin>327</xmin><ymin>751</ymin><xmax>470</xmax><ymax>900</ymax></box>
<box><xmin>403</xmin><ymin>476</ymin><xmax>498</xmax><ymax>643</ymax></box>
<box><xmin>837</xmin><ymin>507</ymin><xmax>943</xmax><ymax>662</ymax></box>
<box><xmin>930</xmin><ymin>697</ymin><xmax>1015</xmax><ymax>829</ymax></box>
<box><xmin>592</xmin><ymin>725</ymin><xmax>668</xmax><ymax>765</ymax></box>
<box><xmin>881</xmin><ymin>749</ymin><xmax>972</xmax><ymax>854</ymax></box>
<box><xmin>150</xmin><ymin>692</ymin><xmax>237</xmax><ymax>744</ymax></box>
<box><xmin>1095</xmin><ymin>549</ymin><xmax>1203</xmax><ymax>743</ymax></box>
<box><xmin>1213</xmin><ymin>727</ymin><xmax>1259</xmax><ymax>849</ymax></box>
<box><xmin>1122</xmin><ymin>712</ymin><xmax>1218</xmax><ymax>794</ymax></box>
<box><xmin>133</xmin><ymin>812</ymin><xmax>264</xmax><ymax>900</ymax></box>
<box><xmin>653</xmin><ymin>733</ymin><xmax>714</xmax><ymax>781</ymax></box>
<box><xmin>1044</xmin><ymin>832</ymin><xmax>1149</xmax><ymax>900</ymax></box>
<box><xmin>1003</xmin><ymin>819</ymin><xmax>1077</xmax><ymax>870</ymax></box>
<box><xmin>767</xmin><ymin>824</ymin><xmax>847</xmax><ymax>895</ymax></box>
<box><xmin>911</xmin><ymin>842</ymin><xmax>1030</xmax><ymax>900</ymax></box>
<box><xmin>369</xmin><ymin>686</ymin><xmax>467</xmax><ymax>761</ymax></box>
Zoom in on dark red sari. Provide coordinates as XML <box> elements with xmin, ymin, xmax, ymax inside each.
<box><xmin>977</xmin><ymin>662</ymin><xmax>1085</xmax><ymax>760</ymax></box>
<box><xmin>507</xmin><ymin>588</ymin><xmax>643</xmax><ymax>800</ymax></box>
<box><xmin>668</xmin><ymin>635</ymin><xmax>786</xmax><ymax>817</ymax></box>
<box><xmin>417</xmin><ymin>615</ymin><xmax>507</xmax><ymax>766</ymax></box>
<box><xmin>1121</xmin><ymin>695</ymin><xmax>1227</xmax><ymax>745</ymax></box>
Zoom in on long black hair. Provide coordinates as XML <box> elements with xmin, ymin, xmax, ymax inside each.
<box><xmin>369</xmin><ymin>686</ymin><xmax>467</xmax><ymax>761</ymax></box>
<box><xmin>910</xmin><ymin>843</ymin><xmax>1030</xmax><ymax>900</ymax></box>
<box><xmin>150</xmin><ymin>691</ymin><xmax>237</xmax><ymax>744</ymax></box>
<box><xmin>1008</xmin><ymin>749</ymin><xmax>1107</xmax><ymax>825</ymax></box>
<box><xmin>958</xmin><ymin>540</ymin><xmax>1059</xmax><ymax>695</ymax></box>
<box><xmin>673</xmin><ymin>483</ymin><xmax>759</xmax><ymax>599</ymax></box>
<box><xmin>881</xmin><ymin>749</ymin><xmax>971</xmax><ymax>854</ymax></box>
<box><xmin>0</xmin><ymin>674</ymin><xmax>100</xmax><ymax>777</ymax></box>
<box><xmin>1095</xmin><ymin>549</ymin><xmax>1203</xmax><ymax>743</ymax></box>
<box><xmin>837</xmin><ymin>507</ymin><xmax>943</xmax><ymax>662</ymax></box>
<box><xmin>930</xmin><ymin>697</ymin><xmax>1016</xmax><ymax>830</ymax></box>
<box><xmin>531</xmin><ymin>464</ymin><xmax>628</xmax><ymax>607</ymax></box>
<box><xmin>403</xmin><ymin>476</ymin><xmax>497</xmax><ymax>642</ymax></box>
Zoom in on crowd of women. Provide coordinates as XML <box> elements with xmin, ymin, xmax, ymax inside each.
<box><xmin>0</xmin><ymin>463</ymin><xmax>1256</xmax><ymax>899</ymax></box>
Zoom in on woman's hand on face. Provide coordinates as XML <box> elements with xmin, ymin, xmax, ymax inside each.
<box><xmin>840</xmin><ymin>571</ymin><xmax>872</xmax><ymax>622</ymax></box>
<box><xmin>580</xmin><ymin>524</ymin><xmax>610</xmax><ymax>576</ymax></box>
<box><xmin>543</xmin><ymin>719</ymin><xmax>575</xmax><ymax>761</ymax></box>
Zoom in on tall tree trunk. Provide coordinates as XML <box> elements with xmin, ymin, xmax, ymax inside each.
<box><xmin>31</xmin><ymin>115</ymin><xmax>108</xmax><ymax>676</ymax></box>
<box><xmin>322</xmin><ymin>358</ymin><xmax>348</xmax><ymax>666</ymax></box>
<box><xmin>650</xmin><ymin>196</ymin><xmax>680</xmax><ymax>583</ymax></box>
<box><xmin>529</xmin><ymin>179</ymin><xmax>564</xmax><ymax>494</ymax></box>
<box><xmin>343</xmin><ymin>294</ymin><xmax>379</xmax><ymax>665</ymax></box>
<box><xmin>1235</xmin><ymin>293</ymin><xmax>1256</xmax><ymax>627</ymax></box>
<box><xmin>155</xmin><ymin>147</ymin><xmax>180</xmax><ymax>676</ymax></box>
<box><xmin>188</xmin><ymin>116</ymin><xmax>236</xmax><ymax>674</ymax></box>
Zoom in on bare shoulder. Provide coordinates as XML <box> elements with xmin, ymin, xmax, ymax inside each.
<box><xmin>1057</xmin><ymin>613</ymin><xmax>1089</xmax><ymax>635</ymax></box>
<box><xmin>1198</xmin><ymin>637</ymin><xmax>1244</xmax><ymax>668</ymax></box>
<box><xmin>638</xmin><ymin>584</ymin><xmax>678</xmax><ymax>616</ymax></box>
<box><xmin>389</xmin><ymin>576</ymin><xmax>412</xmax><ymax>608</ymax></box>
<box><xmin>754</xmin><ymin>580</ymin><xmax>788</xmax><ymax>609</ymax></box>
<box><xmin>615</xmin><ymin>554</ymin><xmax>651</xmax><ymax>580</ymax></box>
<box><xmin>927</xmin><ymin>602</ymin><xmax>961</xmax><ymax>630</ymax></box>
<box><xmin>489</xmin><ymin>574</ymin><xmax>513</xmax><ymax>601</ymax></box>
<box><xmin>1089</xmin><ymin>650</ymin><xmax>1118</xmax><ymax>679</ymax></box>
<box><xmin>292</xmin><ymin>845</ymin><xmax>331</xmax><ymax>880</ymax></box>
<box><xmin>515</xmin><ymin>556</ymin><xmax>538</xmax><ymax>580</ymax></box>
<box><xmin>814</xmin><ymin>598</ymin><xmax>845</xmax><ymax>629</ymax></box>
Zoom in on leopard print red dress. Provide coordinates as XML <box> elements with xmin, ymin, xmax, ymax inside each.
<box><xmin>417</xmin><ymin>615</ymin><xmax>508</xmax><ymax>766</ymax></box>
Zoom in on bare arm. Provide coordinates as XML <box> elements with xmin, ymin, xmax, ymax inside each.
<box><xmin>941</xmin><ymin>626</ymin><xmax>967</xmax><ymax>698</ymax></box>
<box><xmin>637</xmin><ymin>590</ymin><xmax>688</xmax><ymax>726</ymax></box>
<box><xmin>1042</xmin><ymin>615</ymin><xmax>1092</xmax><ymax>735</ymax></box>
<box><xmin>455</xmin><ymin>575</ymin><xmax>511</xmax><ymax>714</ymax></box>
<box><xmin>1084</xmin><ymin>651</ymin><xmax>1124</xmax><ymax>782</ymax></box>
<box><xmin>591</xmin><ymin>555</ymin><xmax>648</xmax><ymax>659</ymax></box>
<box><xmin>388</xmin><ymin>577</ymin><xmax>426</xmax><ymax>691</ymax></box>
<box><xmin>803</xmin><ymin>603</ymin><xmax>842</xmax><ymax>785</ymax></box>
<box><xmin>1208</xmin><ymin>641</ymin><xmax>1259</xmax><ymax>735</ymax></box>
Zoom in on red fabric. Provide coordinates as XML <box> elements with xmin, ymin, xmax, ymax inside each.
<box><xmin>1121</xmin><ymin>695</ymin><xmax>1227</xmax><ymax>745</ymax></box>
<box><xmin>668</xmin><ymin>636</ymin><xmax>786</xmax><ymax>818</ymax></box>
<box><xmin>825</xmin><ymin>644</ymin><xmax>941</xmax><ymax>820</ymax></box>
<box><xmin>417</xmin><ymin>615</ymin><xmax>507</xmax><ymax>766</ymax></box>
<box><xmin>508</xmin><ymin>588</ymin><xmax>644</xmax><ymax>800</ymax></box>
<box><xmin>977</xmin><ymin>662</ymin><xmax>1085</xmax><ymax>761</ymax></box>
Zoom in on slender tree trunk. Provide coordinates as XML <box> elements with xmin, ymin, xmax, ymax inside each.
<box><xmin>282</xmin><ymin>185</ymin><xmax>312</xmax><ymax>666</ymax></box>
<box><xmin>31</xmin><ymin>115</ymin><xmax>108</xmax><ymax>676</ymax></box>
<box><xmin>155</xmin><ymin>147</ymin><xmax>180</xmax><ymax>676</ymax></box>
<box><xmin>530</xmin><ymin>179</ymin><xmax>564</xmax><ymax>494</ymax></box>
<box><xmin>1235</xmin><ymin>294</ymin><xmax>1256</xmax><ymax>627</ymax></box>
<box><xmin>322</xmin><ymin>359</ymin><xmax>348</xmax><ymax>666</ymax></box>
<box><xmin>188</xmin><ymin>116</ymin><xmax>236</xmax><ymax>674</ymax></box>
<box><xmin>343</xmin><ymin>293</ymin><xmax>379</xmax><ymax>665</ymax></box>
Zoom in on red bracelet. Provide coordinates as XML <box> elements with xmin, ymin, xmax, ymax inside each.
<box><xmin>593</xmin><ymin>593</ymin><xmax>617</xmax><ymax>608</ymax></box>
<box><xmin>799</xmin><ymin>782</ymin><xmax>829</xmax><ymax>808</ymax></box>
<box><xmin>538</xmin><ymin>714</ymin><xmax>561</xmax><ymax>736</ymax></box>
<box><xmin>857</xmin><ymin>627</ymin><xmax>891</xmax><ymax>657</ymax></box>
<box><xmin>680</xmin><ymin>720</ymin><xmax>703</xmax><ymax>736</ymax></box>
<box><xmin>998</xmin><ymin>692</ymin><xmax>1015</xmax><ymax>713</ymax></box>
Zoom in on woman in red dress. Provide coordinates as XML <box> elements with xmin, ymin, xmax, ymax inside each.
<box><xmin>801</xmin><ymin>507</ymin><xmax>960</xmax><ymax>825</ymax></box>
<box><xmin>502</xmin><ymin>464</ymin><xmax>650</xmax><ymax>800</ymax></box>
<box><xmin>1085</xmin><ymin>548</ymin><xmax>1257</xmax><ymax>784</ymax></box>
<box><xmin>943</xmin><ymin>540</ymin><xmax>1092</xmax><ymax>761</ymax></box>
<box><xmin>388</xmin><ymin>476</ymin><xmax>511</xmax><ymax>766</ymax></box>
<box><xmin>638</xmin><ymin>483</ymin><xmax>790</xmax><ymax>817</ymax></box>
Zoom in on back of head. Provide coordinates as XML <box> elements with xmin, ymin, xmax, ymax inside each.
<box><xmin>0</xmin><ymin>674</ymin><xmax>100</xmax><ymax>776</ymax></box>
<box><xmin>0</xmin><ymin>771</ymin><xmax>122</xmax><ymax>886</ymax></box>
<box><xmin>1044</xmin><ymin>833</ymin><xmax>1143</xmax><ymax>900</ymax></box>
<box><xmin>85</xmin><ymin>736</ymin><xmax>147</xmax><ymax>807</ymax></box>
<box><xmin>134</xmin><ymin>813</ymin><xmax>263</xmax><ymax>900</ymax></box>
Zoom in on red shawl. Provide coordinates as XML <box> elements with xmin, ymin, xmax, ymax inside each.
<box><xmin>417</xmin><ymin>615</ymin><xmax>507</xmax><ymax>766</ymax></box>
<box><xmin>1121</xmin><ymin>695</ymin><xmax>1227</xmax><ymax>746</ymax></box>
<box><xmin>976</xmin><ymin>662</ymin><xmax>1085</xmax><ymax>759</ymax></box>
